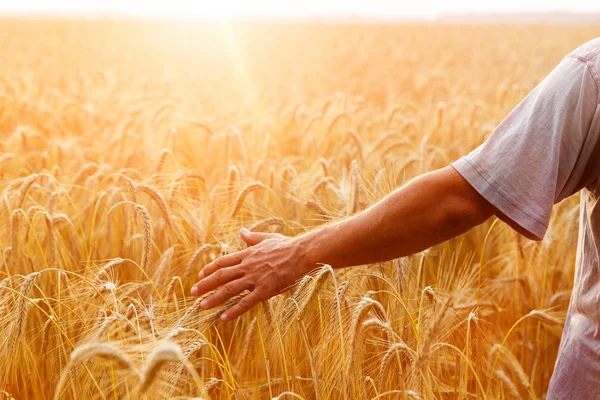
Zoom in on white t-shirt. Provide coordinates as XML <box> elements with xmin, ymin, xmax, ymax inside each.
<box><xmin>452</xmin><ymin>38</ymin><xmax>600</xmax><ymax>398</ymax></box>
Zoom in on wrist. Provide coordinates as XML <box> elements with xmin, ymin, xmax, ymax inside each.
<box><xmin>294</xmin><ymin>227</ymin><xmax>331</xmax><ymax>273</ymax></box>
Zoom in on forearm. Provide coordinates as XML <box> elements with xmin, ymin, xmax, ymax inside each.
<box><xmin>297</xmin><ymin>166</ymin><xmax>495</xmax><ymax>269</ymax></box>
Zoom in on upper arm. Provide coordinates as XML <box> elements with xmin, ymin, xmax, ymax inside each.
<box><xmin>451</xmin><ymin>55</ymin><xmax>600</xmax><ymax>240</ymax></box>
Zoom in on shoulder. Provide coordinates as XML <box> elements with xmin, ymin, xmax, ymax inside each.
<box><xmin>565</xmin><ymin>38</ymin><xmax>600</xmax><ymax>91</ymax></box>
<box><xmin>569</xmin><ymin>38</ymin><xmax>600</xmax><ymax>62</ymax></box>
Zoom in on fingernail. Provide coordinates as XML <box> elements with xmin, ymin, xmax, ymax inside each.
<box><xmin>200</xmin><ymin>299</ymin><xmax>208</xmax><ymax>309</ymax></box>
<box><xmin>240</xmin><ymin>227</ymin><xmax>248</xmax><ymax>234</ymax></box>
<box><xmin>198</xmin><ymin>270</ymin><xmax>204</xmax><ymax>279</ymax></box>
<box><xmin>220</xmin><ymin>313</ymin><xmax>228</xmax><ymax>321</ymax></box>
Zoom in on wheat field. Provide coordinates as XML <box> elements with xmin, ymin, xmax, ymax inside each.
<box><xmin>0</xmin><ymin>19</ymin><xmax>596</xmax><ymax>399</ymax></box>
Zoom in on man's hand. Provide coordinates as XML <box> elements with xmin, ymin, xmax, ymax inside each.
<box><xmin>190</xmin><ymin>228</ymin><xmax>312</xmax><ymax>321</ymax></box>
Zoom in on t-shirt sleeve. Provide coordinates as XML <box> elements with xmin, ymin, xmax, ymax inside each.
<box><xmin>451</xmin><ymin>56</ymin><xmax>599</xmax><ymax>240</ymax></box>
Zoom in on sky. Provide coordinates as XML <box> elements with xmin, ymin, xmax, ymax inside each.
<box><xmin>1</xmin><ymin>0</ymin><xmax>599</xmax><ymax>19</ymax></box>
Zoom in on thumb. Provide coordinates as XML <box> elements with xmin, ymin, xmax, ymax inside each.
<box><xmin>240</xmin><ymin>228</ymin><xmax>270</xmax><ymax>246</ymax></box>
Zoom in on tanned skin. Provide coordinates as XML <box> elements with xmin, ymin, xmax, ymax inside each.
<box><xmin>191</xmin><ymin>165</ymin><xmax>500</xmax><ymax>321</ymax></box>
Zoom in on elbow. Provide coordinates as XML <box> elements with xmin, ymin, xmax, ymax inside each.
<box><xmin>445</xmin><ymin>189</ymin><xmax>497</xmax><ymax>232</ymax></box>
<box><xmin>439</xmin><ymin>165</ymin><xmax>497</xmax><ymax>231</ymax></box>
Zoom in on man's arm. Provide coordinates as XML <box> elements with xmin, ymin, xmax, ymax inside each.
<box><xmin>191</xmin><ymin>165</ymin><xmax>496</xmax><ymax>321</ymax></box>
<box><xmin>299</xmin><ymin>165</ymin><xmax>496</xmax><ymax>268</ymax></box>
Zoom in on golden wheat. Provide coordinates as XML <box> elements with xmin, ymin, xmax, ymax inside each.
<box><xmin>0</xmin><ymin>20</ymin><xmax>587</xmax><ymax>399</ymax></box>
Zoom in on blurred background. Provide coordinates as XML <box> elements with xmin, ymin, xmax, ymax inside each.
<box><xmin>2</xmin><ymin>0</ymin><xmax>600</xmax><ymax>22</ymax></box>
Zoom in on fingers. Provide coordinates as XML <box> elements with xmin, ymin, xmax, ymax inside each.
<box><xmin>198</xmin><ymin>250</ymin><xmax>246</xmax><ymax>279</ymax></box>
<box><xmin>220</xmin><ymin>290</ymin><xmax>264</xmax><ymax>321</ymax></box>
<box><xmin>240</xmin><ymin>227</ymin><xmax>271</xmax><ymax>246</ymax></box>
<box><xmin>191</xmin><ymin>266</ymin><xmax>243</xmax><ymax>297</ymax></box>
<box><xmin>199</xmin><ymin>279</ymin><xmax>252</xmax><ymax>310</ymax></box>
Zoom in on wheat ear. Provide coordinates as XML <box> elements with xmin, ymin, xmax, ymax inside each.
<box><xmin>294</xmin><ymin>265</ymin><xmax>332</xmax><ymax>319</ymax></box>
<box><xmin>490</xmin><ymin>344</ymin><xmax>530</xmax><ymax>391</ymax></box>
<box><xmin>347</xmin><ymin>297</ymin><xmax>387</xmax><ymax>377</ymax></box>
<box><xmin>95</xmin><ymin>258</ymin><xmax>126</xmax><ymax>284</ymax></box>
<box><xmin>416</xmin><ymin>294</ymin><xmax>453</xmax><ymax>371</ymax></box>
<box><xmin>231</xmin><ymin>181</ymin><xmax>267</xmax><ymax>217</ymax></box>
<box><xmin>166</xmin><ymin>276</ymin><xmax>181</xmax><ymax>299</ymax></box>
<box><xmin>71</xmin><ymin>342</ymin><xmax>136</xmax><ymax>370</ymax></box>
<box><xmin>347</xmin><ymin>159</ymin><xmax>361</xmax><ymax>215</ymax></box>
<box><xmin>136</xmin><ymin>183</ymin><xmax>171</xmax><ymax>226</ymax></box>
<box><xmin>528</xmin><ymin>309</ymin><xmax>562</xmax><ymax>326</ymax></box>
<box><xmin>183</xmin><ymin>244</ymin><xmax>212</xmax><ymax>279</ymax></box>
<box><xmin>306</xmin><ymin>199</ymin><xmax>329</xmax><ymax>217</ymax></box>
<box><xmin>139</xmin><ymin>341</ymin><xmax>201</xmax><ymax>393</ymax></box>
<box><xmin>228</xmin><ymin>164</ymin><xmax>239</xmax><ymax>186</ymax></box>
<box><xmin>248</xmin><ymin>217</ymin><xmax>285</xmax><ymax>233</ymax></box>
<box><xmin>379</xmin><ymin>341</ymin><xmax>414</xmax><ymax>385</ymax></box>
<box><xmin>54</xmin><ymin>342</ymin><xmax>137</xmax><ymax>400</ymax></box>
<box><xmin>136</xmin><ymin>205</ymin><xmax>153</xmax><ymax>270</ymax></box>
<box><xmin>327</xmin><ymin>112</ymin><xmax>348</xmax><ymax>134</ymax></box>
<box><xmin>10</xmin><ymin>209</ymin><xmax>21</xmax><ymax>269</ymax></box>
<box><xmin>153</xmin><ymin>246</ymin><xmax>176</xmax><ymax>287</ymax></box>
<box><xmin>156</xmin><ymin>148</ymin><xmax>171</xmax><ymax>174</ymax></box>
<box><xmin>44</xmin><ymin>212</ymin><xmax>57</xmax><ymax>269</ymax></box>
<box><xmin>72</xmin><ymin>163</ymin><xmax>99</xmax><ymax>187</ymax></box>
<box><xmin>494</xmin><ymin>370</ymin><xmax>520</xmax><ymax>399</ymax></box>
<box><xmin>41</xmin><ymin>317</ymin><xmax>55</xmax><ymax>357</ymax></box>
<box><xmin>13</xmin><ymin>272</ymin><xmax>42</xmax><ymax>337</ymax></box>
<box><xmin>347</xmin><ymin>130</ymin><xmax>364</xmax><ymax>162</ymax></box>
<box><xmin>15</xmin><ymin>173</ymin><xmax>38</xmax><ymax>209</ymax></box>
